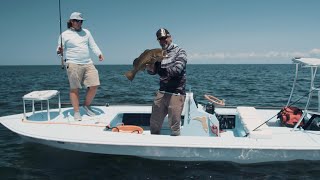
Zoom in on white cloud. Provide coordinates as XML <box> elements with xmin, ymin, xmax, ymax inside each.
<box><xmin>188</xmin><ymin>49</ymin><xmax>320</xmax><ymax>60</ymax></box>
<box><xmin>310</xmin><ymin>48</ymin><xmax>320</xmax><ymax>55</ymax></box>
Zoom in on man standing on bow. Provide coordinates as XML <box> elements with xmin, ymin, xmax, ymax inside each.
<box><xmin>147</xmin><ymin>28</ymin><xmax>187</xmax><ymax>136</ymax></box>
<box><xmin>57</xmin><ymin>12</ymin><xmax>104</xmax><ymax>121</ymax></box>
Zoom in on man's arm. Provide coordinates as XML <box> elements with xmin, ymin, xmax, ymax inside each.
<box><xmin>87</xmin><ymin>30</ymin><xmax>103</xmax><ymax>60</ymax></box>
<box><xmin>56</xmin><ymin>35</ymin><xmax>63</xmax><ymax>55</ymax></box>
<box><xmin>166</xmin><ymin>49</ymin><xmax>187</xmax><ymax>77</ymax></box>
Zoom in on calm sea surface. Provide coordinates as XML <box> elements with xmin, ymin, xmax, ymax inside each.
<box><xmin>0</xmin><ymin>64</ymin><xmax>320</xmax><ymax>179</ymax></box>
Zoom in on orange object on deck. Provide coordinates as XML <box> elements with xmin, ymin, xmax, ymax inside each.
<box><xmin>111</xmin><ymin>125</ymin><xmax>144</xmax><ymax>134</ymax></box>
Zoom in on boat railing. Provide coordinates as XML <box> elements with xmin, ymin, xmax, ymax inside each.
<box><xmin>290</xmin><ymin>58</ymin><xmax>320</xmax><ymax>130</ymax></box>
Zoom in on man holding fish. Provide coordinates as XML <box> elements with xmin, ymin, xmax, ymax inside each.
<box><xmin>146</xmin><ymin>28</ymin><xmax>188</xmax><ymax>136</ymax></box>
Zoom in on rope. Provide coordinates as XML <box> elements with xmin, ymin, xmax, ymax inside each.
<box><xmin>22</xmin><ymin>118</ymin><xmax>108</xmax><ymax>127</ymax></box>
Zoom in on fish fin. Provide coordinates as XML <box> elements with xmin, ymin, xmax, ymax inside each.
<box><xmin>141</xmin><ymin>49</ymin><xmax>150</xmax><ymax>58</ymax></box>
<box><xmin>124</xmin><ymin>71</ymin><xmax>135</xmax><ymax>81</ymax></box>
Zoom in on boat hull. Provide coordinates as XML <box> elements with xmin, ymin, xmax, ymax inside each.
<box><xmin>1</xmin><ymin>94</ymin><xmax>320</xmax><ymax>164</ymax></box>
<box><xmin>19</xmin><ymin>132</ymin><xmax>320</xmax><ymax>163</ymax></box>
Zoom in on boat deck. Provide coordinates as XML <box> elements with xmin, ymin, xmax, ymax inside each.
<box><xmin>1</xmin><ymin>104</ymin><xmax>320</xmax><ymax>163</ymax></box>
<box><xmin>1</xmin><ymin>105</ymin><xmax>319</xmax><ymax>139</ymax></box>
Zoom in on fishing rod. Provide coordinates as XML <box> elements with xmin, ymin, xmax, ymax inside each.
<box><xmin>58</xmin><ymin>0</ymin><xmax>64</xmax><ymax>69</ymax></box>
<box><xmin>244</xmin><ymin>85</ymin><xmax>320</xmax><ymax>137</ymax></box>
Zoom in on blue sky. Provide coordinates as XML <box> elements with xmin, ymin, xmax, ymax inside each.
<box><xmin>1</xmin><ymin>0</ymin><xmax>320</xmax><ymax>65</ymax></box>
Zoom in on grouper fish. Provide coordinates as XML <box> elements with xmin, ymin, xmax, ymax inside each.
<box><xmin>124</xmin><ymin>48</ymin><xmax>167</xmax><ymax>81</ymax></box>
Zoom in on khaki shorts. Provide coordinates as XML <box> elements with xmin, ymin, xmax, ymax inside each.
<box><xmin>66</xmin><ymin>63</ymin><xmax>100</xmax><ymax>89</ymax></box>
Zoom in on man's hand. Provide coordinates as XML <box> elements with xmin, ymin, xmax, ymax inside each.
<box><xmin>145</xmin><ymin>63</ymin><xmax>153</xmax><ymax>71</ymax></box>
<box><xmin>57</xmin><ymin>47</ymin><xmax>63</xmax><ymax>55</ymax></box>
<box><xmin>99</xmin><ymin>54</ymin><xmax>104</xmax><ymax>61</ymax></box>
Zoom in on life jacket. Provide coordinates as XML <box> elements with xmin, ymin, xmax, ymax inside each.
<box><xmin>277</xmin><ymin>106</ymin><xmax>304</xmax><ymax>128</ymax></box>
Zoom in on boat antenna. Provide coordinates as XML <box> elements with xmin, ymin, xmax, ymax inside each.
<box><xmin>58</xmin><ymin>0</ymin><xmax>64</xmax><ymax>69</ymax></box>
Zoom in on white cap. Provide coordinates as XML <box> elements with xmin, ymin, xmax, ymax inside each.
<box><xmin>70</xmin><ymin>12</ymin><xmax>85</xmax><ymax>20</ymax></box>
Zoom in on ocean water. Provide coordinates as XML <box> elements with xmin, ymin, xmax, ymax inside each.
<box><xmin>0</xmin><ymin>64</ymin><xmax>320</xmax><ymax>179</ymax></box>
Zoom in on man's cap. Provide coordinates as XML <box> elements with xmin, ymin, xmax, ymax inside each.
<box><xmin>156</xmin><ymin>28</ymin><xmax>170</xmax><ymax>39</ymax></box>
<box><xmin>70</xmin><ymin>12</ymin><xmax>85</xmax><ymax>20</ymax></box>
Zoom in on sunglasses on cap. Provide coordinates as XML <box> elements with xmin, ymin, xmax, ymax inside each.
<box><xmin>72</xmin><ymin>19</ymin><xmax>83</xmax><ymax>23</ymax></box>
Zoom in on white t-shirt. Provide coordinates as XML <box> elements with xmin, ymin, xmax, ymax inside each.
<box><xmin>57</xmin><ymin>28</ymin><xmax>102</xmax><ymax>64</ymax></box>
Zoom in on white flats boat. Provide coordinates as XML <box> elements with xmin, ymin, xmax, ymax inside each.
<box><xmin>1</xmin><ymin>57</ymin><xmax>320</xmax><ymax>163</ymax></box>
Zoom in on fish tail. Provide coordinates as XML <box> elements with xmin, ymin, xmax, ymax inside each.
<box><xmin>124</xmin><ymin>71</ymin><xmax>135</xmax><ymax>81</ymax></box>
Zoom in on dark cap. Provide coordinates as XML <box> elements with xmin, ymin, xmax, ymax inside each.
<box><xmin>156</xmin><ymin>28</ymin><xmax>170</xmax><ymax>39</ymax></box>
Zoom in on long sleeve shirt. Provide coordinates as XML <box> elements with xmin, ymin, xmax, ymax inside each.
<box><xmin>57</xmin><ymin>28</ymin><xmax>102</xmax><ymax>64</ymax></box>
<box><xmin>147</xmin><ymin>43</ymin><xmax>187</xmax><ymax>94</ymax></box>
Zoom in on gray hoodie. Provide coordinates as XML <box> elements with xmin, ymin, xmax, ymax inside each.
<box><xmin>148</xmin><ymin>43</ymin><xmax>187</xmax><ymax>94</ymax></box>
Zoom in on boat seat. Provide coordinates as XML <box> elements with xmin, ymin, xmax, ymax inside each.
<box><xmin>237</xmin><ymin>106</ymin><xmax>272</xmax><ymax>139</ymax></box>
<box><xmin>23</xmin><ymin>90</ymin><xmax>61</xmax><ymax>120</ymax></box>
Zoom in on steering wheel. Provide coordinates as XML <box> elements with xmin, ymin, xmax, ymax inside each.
<box><xmin>204</xmin><ymin>94</ymin><xmax>225</xmax><ymax>106</ymax></box>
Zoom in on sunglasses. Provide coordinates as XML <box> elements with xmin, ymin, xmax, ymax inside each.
<box><xmin>72</xmin><ymin>19</ymin><xmax>83</xmax><ymax>23</ymax></box>
<box><xmin>157</xmin><ymin>36</ymin><xmax>168</xmax><ymax>41</ymax></box>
